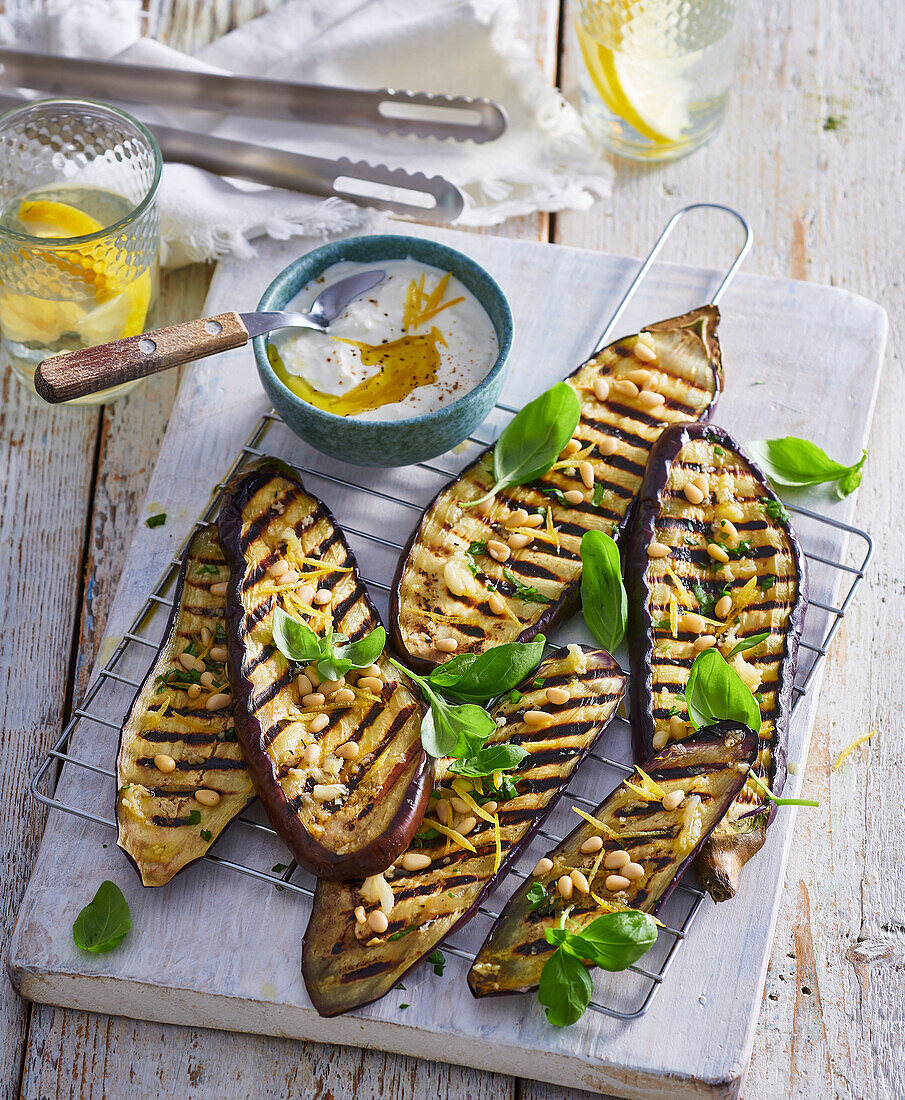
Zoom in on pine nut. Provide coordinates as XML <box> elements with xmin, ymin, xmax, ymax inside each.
<box><xmin>200</xmin><ymin>626</ymin><xmax>212</xmax><ymax>646</ymax></box>
<box><xmin>707</xmin><ymin>543</ymin><xmax>730</xmax><ymax>563</ymax></box>
<box><xmin>604</xmin><ymin>850</ymin><xmax>630</xmax><ymax>870</ymax></box>
<box><xmin>309</xmin><ymin>713</ymin><xmax>329</xmax><ymax>734</ymax></box>
<box><xmin>639</xmin><ymin>389</ymin><xmax>665</xmax><ymax>409</ymax></box>
<box><xmin>187</xmin><ymin>683</ymin><xmax>202</xmax><ymax>700</ymax></box>
<box><xmin>557</xmin><ymin>875</ymin><xmax>574</xmax><ymax>900</ymax></box>
<box><xmin>694</xmin><ymin>635</ymin><xmax>717</xmax><ymax>653</ymax></box>
<box><xmin>570</xmin><ymin>869</ymin><xmax>590</xmax><ymax>894</ymax></box>
<box><xmin>564</xmin><ymin>489</ymin><xmax>585</xmax><ymax>505</ymax></box>
<box><xmin>662</xmin><ymin>789</ymin><xmax>685</xmax><ymax>811</ymax></box>
<box><xmin>210</xmin><ymin>582</ymin><xmax>227</xmax><ymax>596</ymax></box>
<box><xmin>457</xmin><ymin>816</ymin><xmax>478</xmax><ymax>835</ymax></box>
<box><xmin>612</xmin><ymin>378</ymin><xmax>639</xmax><ymax>398</ymax></box>
<box><xmin>443</xmin><ymin>561</ymin><xmax>468</xmax><ymax>597</ymax></box>
<box><xmin>436</xmin><ymin>800</ymin><xmax>450</xmax><ymax>826</ymax></box>
<box><xmin>712</xmin><ymin>519</ymin><xmax>739</xmax><ymax>545</ymax></box>
<box><xmin>298</xmin><ymin>585</ymin><xmax>316</xmax><ymax>605</ymax></box>
<box><xmin>320</xmin><ymin>677</ymin><xmax>345</xmax><ymax>694</ymax></box>
<box><xmin>652</xmin><ymin>730</ymin><xmax>668</xmax><ymax>750</ymax></box>
<box><xmin>336</xmin><ymin>741</ymin><xmax>359</xmax><ymax>760</ymax></box>
<box><xmin>508</xmin><ymin>532</ymin><xmax>532</xmax><ymax>550</ymax></box>
<box><xmin>401</xmin><ymin>852</ymin><xmax>432</xmax><ymax>871</ymax></box>
<box><xmin>623</xmin><ymin>862</ymin><xmax>645</xmax><ymax>881</ymax></box>
<box><xmin>303</xmin><ymin>744</ymin><xmax>320</xmax><ymax>765</ymax></box>
<box><xmin>605</xmin><ymin>874</ymin><xmax>631</xmax><ymax>892</ymax></box>
<box><xmin>367</xmin><ymin>910</ymin><xmax>389</xmax><ymax>934</ymax></box>
<box><xmin>476</xmin><ymin>496</ymin><xmax>495</xmax><ymax>515</ymax></box>
<box><xmin>312</xmin><ymin>783</ymin><xmax>344</xmax><ymax>802</ymax></box>
<box><xmin>670</xmin><ymin>715</ymin><xmax>685</xmax><ymax>738</ymax></box>
<box><xmin>714</xmin><ymin>594</ymin><xmax>733</xmax><ymax>619</ymax></box>
<box><xmin>580</xmin><ymin>835</ymin><xmax>604</xmax><ymax>854</ymax></box>
<box><xmin>579</xmin><ymin>461</ymin><xmax>595</xmax><ymax>489</ymax></box>
<box><xmin>598</xmin><ymin>436</ymin><xmax>617</xmax><ymax>456</ymax></box>
<box><xmin>562</xmin><ymin>438</ymin><xmax>582</xmax><ymax>456</ymax></box>
<box><xmin>269</xmin><ymin>559</ymin><xmax>289</xmax><ymax>577</ymax></box>
<box><xmin>626</xmin><ymin>368</ymin><xmax>652</xmax><ymax>386</ymax></box>
<box><xmin>178</xmin><ymin>652</ymin><xmax>195</xmax><ymax>671</ymax></box>
<box><xmin>154</xmin><ymin>753</ymin><xmax>176</xmax><ymax>774</ymax></box>
<box><xmin>523</xmin><ymin>710</ymin><xmax>553</xmax><ymax>728</ymax></box>
<box><xmin>192</xmin><ymin>658</ymin><xmax>207</xmax><ymax>673</ymax></box>
<box><xmin>198</xmin><ymin>671</ymin><xmax>214</xmax><ymax>689</ymax></box>
<box><xmin>545</xmin><ymin>686</ymin><xmax>570</xmax><ymax>706</ymax></box>
<box><xmin>303</xmin><ymin>692</ymin><xmax>326</xmax><ymax>707</ymax></box>
<box><xmin>194</xmin><ymin>788</ymin><xmax>221</xmax><ymax>806</ymax></box>
<box><xmin>296</xmin><ymin>674</ymin><xmax>313</xmax><ymax>696</ymax></box>
<box><xmin>360</xmin><ymin>664</ymin><xmax>382</xmax><ymax>679</ymax></box>
<box><xmin>593</xmin><ymin>377</ymin><xmax>610</xmax><ymax>402</ymax></box>
<box><xmin>533</xmin><ymin>857</ymin><xmax>554</xmax><ymax>876</ymax></box>
<box><xmin>488</xmin><ymin>593</ymin><xmax>506</xmax><ymax>616</ymax></box>
<box><xmin>647</xmin><ymin>542</ymin><xmax>670</xmax><ymax>558</ymax></box>
<box><xmin>450</xmin><ymin>797</ymin><xmax>471</xmax><ymax>814</ymax></box>
<box><xmin>209</xmin><ymin>645</ymin><xmax>228</xmax><ymax>662</ymax></box>
<box><xmin>281</xmin><ymin>570</ymin><xmax>300</xmax><ymax>586</ymax></box>
<box><xmin>436</xmin><ymin>637</ymin><xmax>458</xmax><ymax>653</ymax></box>
<box><xmin>314</xmin><ymin>588</ymin><xmax>332</xmax><ymax>605</ymax></box>
<box><xmin>505</xmin><ymin>508</ymin><xmax>530</xmax><ymax>528</ymax></box>
<box><xmin>354</xmin><ymin>905</ymin><xmax>367</xmax><ymax>924</ymax></box>
<box><xmin>633</xmin><ymin>341</ymin><xmax>656</xmax><ymax>363</ymax></box>
<box><xmin>487</xmin><ymin>539</ymin><xmax>510</xmax><ymax>562</ymax></box>
<box><xmin>358</xmin><ymin>676</ymin><xmax>383</xmax><ymax>693</ymax></box>
<box><xmin>683</xmin><ymin>482</ymin><xmax>705</xmax><ymax>505</ymax></box>
<box><xmin>694</xmin><ymin>473</ymin><xmax>710</xmax><ymax>495</ymax></box>
<box><xmin>681</xmin><ymin>612</ymin><xmax>705</xmax><ymax>634</ymax></box>
<box><xmin>637</xmin><ymin>330</ymin><xmax>656</xmax><ymax>350</ymax></box>
<box><xmin>334</xmin><ymin>688</ymin><xmax>356</xmax><ymax>705</ymax></box>
<box><xmin>524</xmin><ymin>513</ymin><xmax>545</xmax><ymax>528</ymax></box>
<box><xmin>483</xmin><ymin>802</ymin><xmax>499</xmax><ymax>815</ymax></box>
<box><xmin>205</xmin><ymin>692</ymin><xmax>231</xmax><ymax>711</ymax></box>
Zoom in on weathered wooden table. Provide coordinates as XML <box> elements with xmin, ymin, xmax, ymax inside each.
<box><xmin>2</xmin><ymin>1</ymin><xmax>901</xmax><ymax>1097</ymax></box>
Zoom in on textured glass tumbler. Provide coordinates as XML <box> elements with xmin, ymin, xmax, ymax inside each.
<box><xmin>574</xmin><ymin>0</ymin><xmax>741</xmax><ymax>162</ymax></box>
<box><xmin>0</xmin><ymin>98</ymin><xmax>161</xmax><ymax>405</ymax></box>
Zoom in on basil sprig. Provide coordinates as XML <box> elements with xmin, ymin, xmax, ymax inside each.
<box><xmin>685</xmin><ymin>649</ymin><xmax>762</xmax><ymax>734</ymax></box>
<box><xmin>271</xmin><ymin>606</ymin><xmax>385</xmax><ymax>680</ymax></box>
<box><xmin>426</xmin><ymin>637</ymin><xmax>546</xmax><ymax>702</ymax></box>
<box><xmin>72</xmin><ymin>881</ymin><xmax>132</xmax><ymax>954</ymax></box>
<box><xmin>579</xmin><ymin>531</ymin><xmax>627</xmax><ymax>653</ymax></box>
<box><xmin>747</xmin><ymin>770</ymin><xmax>819</xmax><ymax>808</ymax></box>
<box><xmin>463</xmin><ymin>382</ymin><xmax>581</xmax><ymax>508</ymax></box>
<box><xmin>538</xmin><ymin>909</ymin><xmax>658</xmax><ymax>1027</ymax></box>
<box><xmin>748</xmin><ymin>436</ymin><xmax>866</xmax><ymax>499</ymax></box>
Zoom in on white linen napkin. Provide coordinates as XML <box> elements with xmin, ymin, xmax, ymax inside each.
<box><xmin>0</xmin><ymin>0</ymin><xmax>611</xmax><ymax>267</ymax></box>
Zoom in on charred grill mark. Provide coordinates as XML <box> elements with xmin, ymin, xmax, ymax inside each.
<box><xmin>514</xmin><ymin>937</ymin><xmax>555</xmax><ymax>958</ymax></box>
<box><xmin>332</xmin><ymin>586</ymin><xmax>370</xmax><ymax>629</ymax></box>
<box><xmin>146</xmin><ymin>704</ymin><xmax>228</xmax><ymax>722</ymax></box>
<box><xmin>238</xmin><ymin>489</ymin><xmax>300</xmax><ymax>550</ymax></box>
<box><xmin>518</xmin><ymin>746</ymin><xmax>581</xmax><ymax>769</ymax></box>
<box><xmin>242</xmin><ymin>593</ymin><xmax>274</xmax><ymax>635</ymax></box>
<box><xmin>250</xmin><ymin>667</ymin><xmax>293</xmax><ymax>711</ymax></box>
<box><xmin>601</xmin><ymin>450</ymin><xmax>648</xmax><ymax>478</ymax></box>
<box><xmin>244</xmin><ymin>643</ymin><xmax>275</xmax><ymax>677</ymax></box>
<box><xmin>139</xmin><ymin>730</ymin><xmax>223</xmax><ymax>746</ymax></box>
<box><xmin>339</xmin><ymin>960</ymin><xmax>396</xmax><ymax>983</ymax></box>
<box><xmin>508</xmin><ymin>718</ymin><xmax>599</xmax><ymax>746</ymax></box>
<box><xmin>341</xmin><ymin>703</ymin><xmax>416</xmax><ymax>798</ymax></box>
<box><xmin>655</xmin><ymin>762</ymin><xmax>737</xmax><ymax>780</ymax></box>
<box><xmin>138</xmin><ymin>755</ymin><xmax>246</xmax><ymax>772</ymax></box>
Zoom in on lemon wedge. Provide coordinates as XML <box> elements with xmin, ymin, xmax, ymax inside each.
<box><xmin>76</xmin><ymin>271</ymin><xmax>152</xmax><ymax>344</ymax></box>
<box><xmin>0</xmin><ymin>292</ymin><xmax>85</xmax><ymax>344</ymax></box>
<box><xmin>17</xmin><ymin>199</ymin><xmax>104</xmax><ymax>239</ymax></box>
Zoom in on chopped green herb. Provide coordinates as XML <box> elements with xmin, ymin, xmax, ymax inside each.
<box><xmin>145</xmin><ymin>513</ymin><xmax>167</xmax><ymax>528</ymax></box>
<box><xmin>463</xmin><ymin>539</ymin><xmax>487</xmax><ymax>576</ymax></box>
<box><xmin>532</xmin><ymin>678</ymin><xmax>544</xmax><ymax>689</ymax></box>
<box><xmin>757</xmin><ymin>575</ymin><xmax>776</xmax><ymax>592</ymax></box>
<box><xmin>395</xmin><ymin>983</ymin><xmax>406</xmax><ymax>991</ymax></box>
<box><xmin>187</xmin><ymin>810</ymin><xmax>201</xmax><ymax>825</ymax></box>
<box><xmin>591</xmin><ymin>482</ymin><xmax>606</xmax><ymax>508</ymax></box>
<box><xmin>526</xmin><ymin>882</ymin><xmax>548</xmax><ymax>910</ymax></box>
<box><xmin>652</xmin><ymin>618</ymin><xmax>670</xmax><ymax>630</ymax></box>
<box><xmin>388</xmin><ymin>925</ymin><xmax>419</xmax><ymax>941</ymax></box>
<box><xmin>197</xmin><ymin>564</ymin><xmax>219</xmax><ymax>576</ymax></box>
<box><xmin>537</xmin><ymin>484</ymin><xmax>569</xmax><ymax>507</ymax></box>
<box><xmin>271</xmin><ymin>863</ymin><xmax>288</xmax><ymax>874</ymax></box>
<box><xmin>428</xmin><ymin>949</ymin><xmax>446</xmax><ymax>976</ymax></box>
<box><xmin>509</xmin><ymin>689</ymin><xmax>523</xmax><ymax>704</ymax></box>
<box><xmin>713</xmin><ymin>446</ymin><xmax>725</xmax><ymax>457</ymax></box>
<box><xmin>499</xmin><ymin>568</ymin><xmax>552</xmax><ymax>605</ymax></box>
<box><xmin>683</xmin><ymin>535</ymin><xmax>698</xmax><ymax>547</ymax></box>
<box><xmin>762</xmin><ymin>498</ymin><xmax>790</xmax><ymax>523</ymax></box>
<box><xmin>200</xmin><ymin>829</ymin><xmax>212</xmax><ymax>842</ymax></box>
<box><xmin>823</xmin><ymin>113</ymin><xmax>845</xmax><ymax>131</ymax></box>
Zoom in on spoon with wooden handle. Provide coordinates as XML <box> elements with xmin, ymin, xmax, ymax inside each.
<box><xmin>34</xmin><ymin>268</ymin><xmax>386</xmax><ymax>404</ymax></box>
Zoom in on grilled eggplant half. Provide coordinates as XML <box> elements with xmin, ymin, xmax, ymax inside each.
<box><xmin>626</xmin><ymin>423</ymin><xmax>807</xmax><ymax>901</ymax></box>
<box><xmin>302</xmin><ymin>644</ymin><xmax>626</xmax><ymax>1016</ymax></box>
<box><xmin>116</xmin><ymin>526</ymin><xmax>252</xmax><ymax>887</ymax></box>
<box><xmin>468</xmin><ymin>722</ymin><xmax>759</xmax><ymax>997</ymax></box>
<box><xmin>218</xmin><ymin>461</ymin><xmax>429</xmax><ymax>880</ymax></box>
<box><xmin>391</xmin><ymin>308</ymin><xmax>723</xmax><ymax>671</ymax></box>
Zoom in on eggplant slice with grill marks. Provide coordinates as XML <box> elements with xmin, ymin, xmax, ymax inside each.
<box><xmin>468</xmin><ymin>722</ymin><xmax>759</xmax><ymax>997</ymax></box>
<box><xmin>302</xmin><ymin>644</ymin><xmax>626</xmax><ymax>1017</ymax></box>
<box><xmin>626</xmin><ymin>423</ymin><xmax>807</xmax><ymax>901</ymax></box>
<box><xmin>391</xmin><ymin>307</ymin><xmax>723</xmax><ymax>672</ymax></box>
<box><xmin>116</xmin><ymin>526</ymin><xmax>252</xmax><ymax>887</ymax></box>
<box><xmin>218</xmin><ymin>461</ymin><xmax>429</xmax><ymax>880</ymax></box>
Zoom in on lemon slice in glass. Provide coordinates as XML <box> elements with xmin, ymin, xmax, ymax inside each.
<box><xmin>598</xmin><ymin>48</ymin><xmax>692</xmax><ymax>144</ymax></box>
<box><xmin>17</xmin><ymin>199</ymin><xmax>104</xmax><ymax>239</ymax></box>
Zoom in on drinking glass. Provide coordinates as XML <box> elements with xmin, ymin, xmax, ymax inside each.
<box><xmin>574</xmin><ymin>0</ymin><xmax>741</xmax><ymax>162</ymax></box>
<box><xmin>0</xmin><ymin>98</ymin><xmax>161</xmax><ymax>405</ymax></box>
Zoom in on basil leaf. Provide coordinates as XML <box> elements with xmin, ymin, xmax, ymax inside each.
<box><xmin>450</xmin><ymin>742</ymin><xmax>528</xmax><ymax>777</ymax></box>
<box><xmin>685</xmin><ymin>649</ymin><xmax>761</xmax><ymax>734</ymax></box>
<box><xmin>537</xmin><ymin>948</ymin><xmax>592</xmax><ymax>1027</ymax></box>
<box><xmin>336</xmin><ymin>626</ymin><xmax>386</xmax><ymax>669</ymax></box>
<box><xmin>725</xmin><ymin>631</ymin><xmax>770</xmax><ymax>659</ymax></box>
<box><xmin>761</xmin><ymin>498</ymin><xmax>790</xmax><ymax>523</ymax></box>
<box><xmin>526</xmin><ymin>882</ymin><xmax>548</xmax><ymax>909</ymax></box>
<box><xmin>315</xmin><ymin>656</ymin><xmax>353</xmax><ymax>681</ymax></box>
<box><xmin>465</xmin><ymin>382</ymin><xmax>581</xmax><ymax>507</ymax></box>
<box><xmin>499</xmin><ymin>569</ymin><xmax>551</xmax><ymax>605</ymax></box>
<box><xmin>428</xmin><ymin>949</ymin><xmax>446</xmax><ymax>976</ymax></box>
<box><xmin>417</xmin><ymin>708</ymin><xmax>451</xmax><ymax>758</ymax></box>
<box><xmin>748</xmin><ymin>437</ymin><xmax>866</xmax><ymax>498</ymax></box>
<box><xmin>426</xmin><ymin>636</ymin><xmax>546</xmax><ymax>702</ymax></box>
<box><xmin>271</xmin><ymin>607</ymin><xmax>322</xmax><ymax>663</ymax></box>
<box><xmin>72</xmin><ymin>881</ymin><xmax>132</xmax><ymax>954</ymax></box>
<box><xmin>566</xmin><ymin>911</ymin><xmax>658</xmax><ymax>972</ymax></box>
<box><xmin>579</xmin><ymin>531</ymin><xmax>627</xmax><ymax>652</ymax></box>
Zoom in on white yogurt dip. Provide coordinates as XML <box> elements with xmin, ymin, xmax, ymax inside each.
<box><xmin>268</xmin><ymin>258</ymin><xmax>498</xmax><ymax>421</ymax></box>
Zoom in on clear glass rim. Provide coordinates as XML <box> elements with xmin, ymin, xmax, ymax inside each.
<box><xmin>0</xmin><ymin>97</ymin><xmax>162</xmax><ymax>248</ymax></box>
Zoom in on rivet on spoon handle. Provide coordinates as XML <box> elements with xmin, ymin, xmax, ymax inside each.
<box><xmin>34</xmin><ymin>312</ymin><xmax>250</xmax><ymax>404</ymax></box>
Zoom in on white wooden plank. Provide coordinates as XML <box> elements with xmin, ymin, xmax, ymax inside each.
<box><xmin>7</xmin><ymin>227</ymin><xmax>886</xmax><ymax>1098</ymax></box>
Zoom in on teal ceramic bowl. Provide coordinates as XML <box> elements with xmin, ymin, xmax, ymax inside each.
<box><xmin>253</xmin><ymin>235</ymin><xmax>513</xmax><ymax>467</ymax></box>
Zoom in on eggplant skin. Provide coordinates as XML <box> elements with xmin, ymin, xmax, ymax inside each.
<box><xmin>116</xmin><ymin>526</ymin><xmax>253</xmax><ymax>888</ymax></box>
<box><xmin>302</xmin><ymin>645</ymin><xmax>625</xmax><ymax>1017</ymax></box>
<box><xmin>467</xmin><ymin>722</ymin><xmax>759</xmax><ymax>998</ymax></box>
<box><xmin>218</xmin><ymin>460</ymin><xmax>430</xmax><ymax>880</ymax></box>
<box><xmin>625</xmin><ymin>422</ymin><xmax>808</xmax><ymax>901</ymax></box>
<box><xmin>390</xmin><ymin>307</ymin><xmax>723</xmax><ymax>673</ymax></box>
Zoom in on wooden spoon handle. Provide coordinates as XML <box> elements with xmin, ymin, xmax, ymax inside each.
<box><xmin>34</xmin><ymin>311</ymin><xmax>250</xmax><ymax>404</ymax></box>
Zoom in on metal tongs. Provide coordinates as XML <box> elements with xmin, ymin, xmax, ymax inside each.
<box><xmin>0</xmin><ymin>48</ymin><xmax>509</xmax><ymax>221</ymax></box>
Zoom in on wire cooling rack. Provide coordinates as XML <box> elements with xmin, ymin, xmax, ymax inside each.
<box><xmin>31</xmin><ymin>205</ymin><xmax>873</xmax><ymax>1023</ymax></box>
